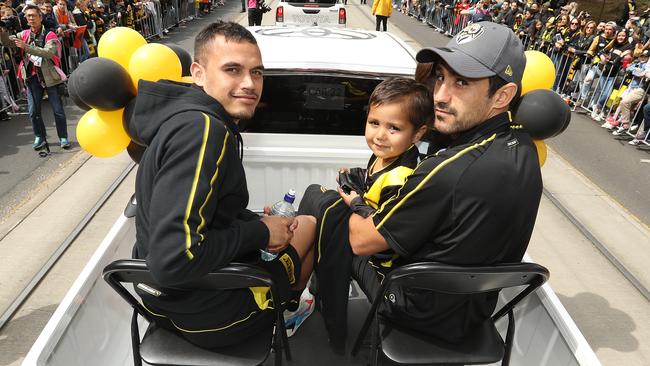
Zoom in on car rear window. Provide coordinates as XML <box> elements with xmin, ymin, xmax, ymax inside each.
<box><xmin>242</xmin><ymin>74</ymin><xmax>383</xmax><ymax>136</ymax></box>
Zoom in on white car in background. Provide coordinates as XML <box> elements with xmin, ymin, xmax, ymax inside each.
<box><xmin>275</xmin><ymin>0</ymin><xmax>346</xmax><ymax>27</ymax></box>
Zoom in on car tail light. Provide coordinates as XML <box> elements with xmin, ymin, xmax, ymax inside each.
<box><xmin>339</xmin><ymin>8</ymin><xmax>346</xmax><ymax>24</ymax></box>
<box><xmin>276</xmin><ymin>6</ymin><xmax>284</xmax><ymax>22</ymax></box>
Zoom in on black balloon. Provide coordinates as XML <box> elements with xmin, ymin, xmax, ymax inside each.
<box><xmin>513</xmin><ymin>89</ymin><xmax>571</xmax><ymax>140</ymax></box>
<box><xmin>127</xmin><ymin>141</ymin><xmax>146</xmax><ymax>164</ymax></box>
<box><xmin>69</xmin><ymin>57</ymin><xmax>136</xmax><ymax>111</ymax></box>
<box><xmin>122</xmin><ymin>98</ymin><xmax>147</xmax><ymax>146</ymax></box>
<box><xmin>167</xmin><ymin>44</ymin><xmax>193</xmax><ymax>77</ymax></box>
<box><xmin>66</xmin><ymin>75</ymin><xmax>91</xmax><ymax>111</ymax></box>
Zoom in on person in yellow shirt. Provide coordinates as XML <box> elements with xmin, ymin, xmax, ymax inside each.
<box><xmin>371</xmin><ymin>0</ymin><xmax>391</xmax><ymax>31</ymax></box>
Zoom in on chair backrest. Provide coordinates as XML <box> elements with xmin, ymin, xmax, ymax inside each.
<box><xmin>381</xmin><ymin>262</ymin><xmax>549</xmax><ymax>321</ymax></box>
<box><xmin>102</xmin><ymin>259</ymin><xmax>278</xmax><ymax>322</ymax></box>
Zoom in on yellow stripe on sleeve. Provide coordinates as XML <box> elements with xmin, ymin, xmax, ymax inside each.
<box><xmin>183</xmin><ymin>115</ymin><xmax>211</xmax><ymax>260</ymax></box>
<box><xmin>196</xmin><ymin>115</ymin><xmax>229</xmax><ymax>242</ymax></box>
<box><xmin>375</xmin><ymin>134</ymin><xmax>496</xmax><ymax>230</ymax></box>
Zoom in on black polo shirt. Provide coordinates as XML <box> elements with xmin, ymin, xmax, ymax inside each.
<box><xmin>371</xmin><ymin>112</ymin><xmax>543</xmax><ymax>341</ymax></box>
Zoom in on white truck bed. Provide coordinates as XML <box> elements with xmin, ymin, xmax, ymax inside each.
<box><xmin>23</xmin><ymin>133</ymin><xmax>601</xmax><ymax>366</ymax></box>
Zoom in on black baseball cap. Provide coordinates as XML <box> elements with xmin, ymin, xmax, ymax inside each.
<box><xmin>416</xmin><ymin>22</ymin><xmax>526</xmax><ymax>88</ymax></box>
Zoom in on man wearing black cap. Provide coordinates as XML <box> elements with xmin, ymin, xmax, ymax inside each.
<box><xmin>339</xmin><ymin>21</ymin><xmax>543</xmax><ymax>343</ymax></box>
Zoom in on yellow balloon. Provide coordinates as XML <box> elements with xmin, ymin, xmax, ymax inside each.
<box><xmin>521</xmin><ymin>51</ymin><xmax>556</xmax><ymax>95</ymax></box>
<box><xmin>76</xmin><ymin>109</ymin><xmax>131</xmax><ymax>158</ymax></box>
<box><xmin>533</xmin><ymin>139</ymin><xmax>547</xmax><ymax>167</ymax></box>
<box><xmin>97</xmin><ymin>27</ymin><xmax>147</xmax><ymax>71</ymax></box>
<box><xmin>129</xmin><ymin>44</ymin><xmax>182</xmax><ymax>89</ymax></box>
<box><xmin>181</xmin><ymin>75</ymin><xmax>194</xmax><ymax>83</ymax></box>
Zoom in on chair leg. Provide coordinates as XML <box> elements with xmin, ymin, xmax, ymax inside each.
<box><xmin>130</xmin><ymin>309</ymin><xmax>143</xmax><ymax>366</ymax></box>
<box><xmin>370</xmin><ymin>315</ymin><xmax>380</xmax><ymax>366</ymax></box>
<box><xmin>352</xmin><ymin>303</ymin><xmax>377</xmax><ymax>356</ymax></box>
<box><xmin>273</xmin><ymin>326</ymin><xmax>283</xmax><ymax>366</ymax></box>
<box><xmin>278</xmin><ymin>312</ymin><xmax>292</xmax><ymax>361</ymax></box>
<box><xmin>502</xmin><ymin>310</ymin><xmax>516</xmax><ymax>366</ymax></box>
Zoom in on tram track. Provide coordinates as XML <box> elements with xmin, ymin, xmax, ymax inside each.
<box><xmin>0</xmin><ymin>161</ymin><xmax>136</xmax><ymax>331</ymax></box>
<box><xmin>543</xmin><ymin>188</ymin><xmax>650</xmax><ymax>303</ymax></box>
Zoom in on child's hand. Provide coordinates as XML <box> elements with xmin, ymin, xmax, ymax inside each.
<box><xmin>337</xmin><ymin>186</ymin><xmax>359</xmax><ymax>207</ymax></box>
<box><xmin>336</xmin><ymin>168</ymin><xmax>349</xmax><ymax>184</ymax></box>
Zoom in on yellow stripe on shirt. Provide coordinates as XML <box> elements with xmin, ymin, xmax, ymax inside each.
<box><xmin>363</xmin><ymin>166</ymin><xmax>414</xmax><ymax>209</ymax></box>
<box><xmin>375</xmin><ymin>134</ymin><xmax>496</xmax><ymax>229</ymax></box>
<box><xmin>196</xmin><ymin>117</ymin><xmax>229</xmax><ymax>242</ymax></box>
<box><xmin>183</xmin><ymin>114</ymin><xmax>211</xmax><ymax>260</ymax></box>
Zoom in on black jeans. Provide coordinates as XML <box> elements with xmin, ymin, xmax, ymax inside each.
<box><xmin>376</xmin><ymin>15</ymin><xmax>388</xmax><ymax>31</ymax></box>
<box><xmin>248</xmin><ymin>8</ymin><xmax>263</xmax><ymax>26</ymax></box>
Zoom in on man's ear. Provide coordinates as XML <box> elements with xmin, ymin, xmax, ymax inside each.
<box><xmin>491</xmin><ymin>82</ymin><xmax>518</xmax><ymax>110</ymax></box>
<box><xmin>190</xmin><ymin>62</ymin><xmax>205</xmax><ymax>87</ymax></box>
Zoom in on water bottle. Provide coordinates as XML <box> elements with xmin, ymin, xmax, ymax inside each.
<box><xmin>260</xmin><ymin>189</ymin><xmax>297</xmax><ymax>261</ymax></box>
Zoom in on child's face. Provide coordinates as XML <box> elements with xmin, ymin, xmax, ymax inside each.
<box><xmin>365</xmin><ymin>102</ymin><xmax>423</xmax><ymax>162</ymax></box>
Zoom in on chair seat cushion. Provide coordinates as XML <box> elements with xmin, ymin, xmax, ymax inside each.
<box><xmin>380</xmin><ymin>319</ymin><xmax>504</xmax><ymax>365</ymax></box>
<box><xmin>140</xmin><ymin>323</ymin><xmax>273</xmax><ymax>366</ymax></box>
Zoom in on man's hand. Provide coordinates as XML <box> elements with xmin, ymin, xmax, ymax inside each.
<box><xmin>260</xmin><ymin>215</ymin><xmax>294</xmax><ymax>253</ymax></box>
<box><xmin>14</xmin><ymin>38</ymin><xmax>26</xmax><ymax>49</ymax></box>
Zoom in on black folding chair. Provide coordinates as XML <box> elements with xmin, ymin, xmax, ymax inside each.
<box><xmin>351</xmin><ymin>262</ymin><xmax>550</xmax><ymax>366</ymax></box>
<box><xmin>103</xmin><ymin>259</ymin><xmax>291</xmax><ymax>366</ymax></box>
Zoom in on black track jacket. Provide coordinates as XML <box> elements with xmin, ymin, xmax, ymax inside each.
<box><xmin>132</xmin><ymin>80</ymin><xmax>269</xmax><ymax>328</ymax></box>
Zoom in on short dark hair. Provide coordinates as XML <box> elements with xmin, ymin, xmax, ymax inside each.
<box><xmin>368</xmin><ymin>77</ymin><xmax>434</xmax><ymax>130</ymax></box>
<box><xmin>23</xmin><ymin>4</ymin><xmax>42</xmax><ymax>16</ymax></box>
<box><xmin>194</xmin><ymin>21</ymin><xmax>257</xmax><ymax>64</ymax></box>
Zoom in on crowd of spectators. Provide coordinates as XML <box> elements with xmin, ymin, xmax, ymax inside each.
<box><xmin>0</xmin><ymin>0</ymin><xmax>206</xmax><ymax>121</ymax></box>
<box><xmin>404</xmin><ymin>0</ymin><xmax>650</xmax><ymax>146</ymax></box>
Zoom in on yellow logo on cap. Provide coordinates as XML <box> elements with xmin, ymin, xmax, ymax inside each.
<box><xmin>505</xmin><ymin>65</ymin><xmax>513</xmax><ymax>76</ymax></box>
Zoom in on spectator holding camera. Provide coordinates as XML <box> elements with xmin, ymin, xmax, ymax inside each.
<box><xmin>2</xmin><ymin>4</ymin><xmax>70</xmax><ymax>149</ymax></box>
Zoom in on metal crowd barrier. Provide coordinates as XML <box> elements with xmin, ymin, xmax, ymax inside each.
<box><xmin>0</xmin><ymin>45</ymin><xmax>25</xmax><ymax>114</ymax></box>
<box><xmin>416</xmin><ymin>1</ymin><xmax>650</xmax><ymax>144</ymax></box>
<box><xmin>517</xmin><ymin>31</ymin><xmax>650</xmax><ymax>139</ymax></box>
<box><xmin>426</xmin><ymin>3</ymin><xmax>468</xmax><ymax>36</ymax></box>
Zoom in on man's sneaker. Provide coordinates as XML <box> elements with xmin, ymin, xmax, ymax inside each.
<box><xmin>594</xmin><ymin>113</ymin><xmax>605</xmax><ymax>123</ymax></box>
<box><xmin>33</xmin><ymin>136</ymin><xmax>46</xmax><ymax>150</ymax></box>
<box><xmin>600</xmin><ymin>121</ymin><xmax>613</xmax><ymax>129</ymax></box>
<box><xmin>612</xmin><ymin>127</ymin><xmax>626</xmax><ymax>136</ymax></box>
<box><xmin>284</xmin><ymin>288</ymin><xmax>315</xmax><ymax>338</ymax></box>
<box><xmin>60</xmin><ymin>137</ymin><xmax>71</xmax><ymax>149</ymax></box>
<box><xmin>628</xmin><ymin>139</ymin><xmax>641</xmax><ymax>145</ymax></box>
<box><xmin>630</xmin><ymin>124</ymin><xmax>639</xmax><ymax>133</ymax></box>
<box><xmin>590</xmin><ymin>109</ymin><xmax>600</xmax><ymax>120</ymax></box>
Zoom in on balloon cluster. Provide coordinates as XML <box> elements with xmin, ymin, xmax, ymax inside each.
<box><xmin>70</xmin><ymin>27</ymin><xmax>193</xmax><ymax>159</ymax></box>
<box><xmin>514</xmin><ymin>50</ymin><xmax>571</xmax><ymax>167</ymax></box>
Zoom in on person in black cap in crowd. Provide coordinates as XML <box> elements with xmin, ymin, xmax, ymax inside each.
<box><xmin>332</xmin><ymin>21</ymin><xmax>543</xmax><ymax>344</ymax></box>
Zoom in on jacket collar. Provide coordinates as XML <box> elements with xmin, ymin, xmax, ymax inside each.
<box><xmin>448</xmin><ymin>112</ymin><xmax>511</xmax><ymax>148</ymax></box>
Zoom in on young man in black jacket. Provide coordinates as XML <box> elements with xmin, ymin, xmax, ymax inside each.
<box><xmin>130</xmin><ymin>21</ymin><xmax>316</xmax><ymax>348</ymax></box>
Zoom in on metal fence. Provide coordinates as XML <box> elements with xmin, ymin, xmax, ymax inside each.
<box><xmin>419</xmin><ymin>1</ymin><xmax>649</xmax><ymax>146</ymax></box>
<box><xmin>0</xmin><ymin>0</ymin><xmax>201</xmax><ymax>116</ymax></box>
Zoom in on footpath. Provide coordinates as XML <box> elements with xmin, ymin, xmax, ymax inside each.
<box><xmin>0</xmin><ymin>3</ymin><xmax>649</xmax><ymax>366</ymax></box>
